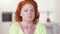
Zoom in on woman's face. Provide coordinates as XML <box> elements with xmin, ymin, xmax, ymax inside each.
<box><xmin>20</xmin><ymin>4</ymin><xmax>35</xmax><ymax>21</ymax></box>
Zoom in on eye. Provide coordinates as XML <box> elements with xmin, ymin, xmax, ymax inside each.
<box><xmin>24</xmin><ymin>10</ymin><xmax>28</xmax><ymax>12</ymax></box>
<box><xmin>30</xmin><ymin>9</ymin><xmax>34</xmax><ymax>12</ymax></box>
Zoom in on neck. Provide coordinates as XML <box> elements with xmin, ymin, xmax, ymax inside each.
<box><xmin>21</xmin><ymin>20</ymin><xmax>33</xmax><ymax>26</ymax></box>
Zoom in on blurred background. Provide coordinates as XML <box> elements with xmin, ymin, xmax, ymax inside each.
<box><xmin>0</xmin><ymin>0</ymin><xmax>60</xmax><ymax>34</ymax></box>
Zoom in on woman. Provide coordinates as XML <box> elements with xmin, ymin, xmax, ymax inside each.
<box><xmin>9</xmin><ymin>0</ymin><xmax>47</xmax><ymax>34</ymax></box>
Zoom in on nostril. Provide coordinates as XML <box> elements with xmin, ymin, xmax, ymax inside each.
<box><xmin>27</xmin><ymin>12</ymin><xmax>32</xmax><ymax>15</ymax></box>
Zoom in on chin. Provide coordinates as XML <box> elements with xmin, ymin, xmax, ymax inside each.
<box><xmin>26</xmin><ymin>19</ymin><xmax>33</xmax><ymax>21</ymax></box>
<box><xmin>25</xmin><ymin>17</ymin><xmax>34</xmax><ymax>21</ymax></box>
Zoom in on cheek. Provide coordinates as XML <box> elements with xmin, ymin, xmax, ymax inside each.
<box><xmin>31</xmin><ymin>12</ymin><xmax>35</xmax><ymax>16</ymax></box>
<box><xmin>21</xmin><ymin>11</ymin><xmax>35</xmax><ymax>18</ymax></box>
<box><xmin>22</xmin><ymin>13</ymin><xmax>27</xmax><ymax>17</ymax></box>
<box><xmin>31</xmin><ymin>14</ymin><xmax>34</xmax><ymax>18</ymax></box>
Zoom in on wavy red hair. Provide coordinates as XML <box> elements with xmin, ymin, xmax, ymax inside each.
<box><xmin>15</xmin><ymin>0</ymin><xmax>40</xmax><ymax>24</ymax></box>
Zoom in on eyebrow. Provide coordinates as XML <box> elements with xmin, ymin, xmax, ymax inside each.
<box><xmin>25</xmin><ymin>9</ymin><xmax>28</xmax><ymax>10</ymax></box>
<box><xmin>24</xmin><ymin>8</ymin><xmax>34</xmax><ymax>10</ymax></box>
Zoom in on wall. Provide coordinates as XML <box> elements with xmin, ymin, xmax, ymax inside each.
<box><xmin>0</xmin><ymin>0</ymin><xmax>60</xmax><ymax>34</ymax></box>
<box><xmin>53</xmin><ymin>0</ymin><xmax>60</xmax><ymax>23</ymax></box>
<box><xmin>0</xmin><ymin>0</ymin><xmax>55</xmax><ymax>22</ymax></box>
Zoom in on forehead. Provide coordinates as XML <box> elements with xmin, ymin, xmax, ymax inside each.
<box><xmin>22</xmin><ymin>4</ymin><xmax>35</xmax><ymax>9</ymax></box>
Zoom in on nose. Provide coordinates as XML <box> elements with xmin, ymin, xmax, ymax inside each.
<box><xmin>27</xmin><ymin>11</ymin><xmax>32</xmax><ymax>15</ymax></box>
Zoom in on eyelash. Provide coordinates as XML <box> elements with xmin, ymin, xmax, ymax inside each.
<box><xmin>24</xmin><ymin>10</ymin><xmax>28</xmax><ymax>12</ymax></box>
<box><xmin>30</xmin><ymin>10</ymin><xmax>34</xmax><ymax>12</ymax></box>
<box><xmin>24</xmin><ymin>10</ymin><xmax>34</xmax><ymax>12</ymax></box>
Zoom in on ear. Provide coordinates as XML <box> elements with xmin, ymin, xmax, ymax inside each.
<box><xmin>20</xmin><ymin>13</ymin><xmax>22</xmax><ymax>16</ymax></box>
<box><xmin>20</xmin><ymin>12</ymin><xmax>22</xmax><ymax>16</ymax></box>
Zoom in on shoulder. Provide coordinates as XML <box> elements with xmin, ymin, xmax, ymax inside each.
<box><xmin>10</xmin><ymin>22</ymin><xmax>19</xmax><ymax>27</ymax></box>
<box><xmin>36</xmin><ymin>21</ymin><xmax>47</xmax><ymax>34</ymax></box>
<box><xmin>36</xmin><ymin>21</ymin><xmax>47</xmax><ymax>31</ymax></box>
<box><xmin>9</xmin><ymin>22</ymin><xmax>19</xmax><ymax>34</ymax></box>
<box><xmin>9</xmin><ymin>22</ymin><xmax>19</xmax><ymax>31</ymax></box>
<box><xmin>37</xmin><ymin>21</ymin><xmax>46</xmax><ymax>27</ymax></box>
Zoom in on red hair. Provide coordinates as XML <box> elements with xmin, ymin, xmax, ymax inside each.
<box><xmin>15</xmin><ymin>0</ymin><xmax>40</xmax><ymax>24</ymax></box>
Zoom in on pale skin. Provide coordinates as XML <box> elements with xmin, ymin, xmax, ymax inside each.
<box><xmin>19</xmin><ymin>4</ymin><xmax>36</xmax><ymax>34</ymax></box>
<box><xmin>20</xmin><ymin>4</ymin><xmax>35</xmax><ymax>26</ymax></box>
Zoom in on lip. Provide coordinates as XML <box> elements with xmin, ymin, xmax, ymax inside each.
<box><xmin>27</xmin><ymin>16</ymin><xmax>32</xmax><ymax>18</ymax></box>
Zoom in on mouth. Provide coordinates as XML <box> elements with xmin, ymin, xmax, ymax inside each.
<box><xmin>27</xmin><ymin>16</ymin><xmax>32</xmax><ymax>18</ymax></box>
